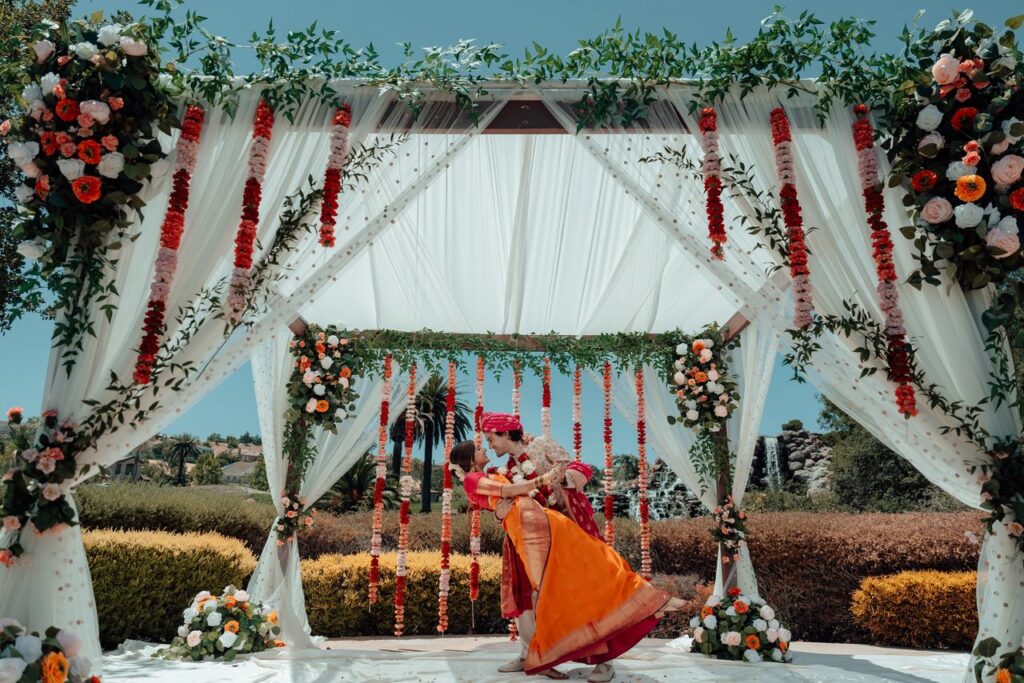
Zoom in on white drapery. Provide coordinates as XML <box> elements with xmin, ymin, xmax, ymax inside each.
<box><xmin>246</xmin><ymin>329</ymin><xmax>426</xmax><ymax>648</ymax></box>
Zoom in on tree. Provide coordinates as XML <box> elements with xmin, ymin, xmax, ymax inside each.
<box><xmin>239</xmin><ymin>431</ymin><xmax>255</xmax><ymax>444</ymax></box>
<box><xmin>250</xmin><ymin>457</ymin><xmax>268</xmax><ymax>491</ymax></box>
<box><xmin>206</xmin><ymin>432</ymin><xmax>224</xmax><ymax>444</ymax></box>
<box><xmin>190</xmin><ymin>452</ymin><xmax>223</xmax><ymax>485</ymax></box>
<box><xmin>166</xmin><ymin>433</ymin><xmax>202</xmax><ymax>486</ymax></box>
<box><xmin>319</xmin><ymin>451</ymin><xmax>398</xmax><ymax>514</ymax></box>
<box><xmin>0</xmin><ymin>0</ymin><xmax>73</xmax><ymax>333</ymax></box>
<box><xmin>225</xmin><ymin>436</ymin><xmax>239</xmax><ymax>448</ymax></box>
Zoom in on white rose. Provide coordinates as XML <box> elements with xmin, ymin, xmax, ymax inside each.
<box><xmin>327</xmin><ymin>334</ymin><xmax>339</xmax><ymax>346</ymax></box>
<box><xmin>80</xmin><ymin>100</ymin><xmax>111</xmax><ymax>125</ymax></box>
<box><xmin>312</xmin><ymin>383</ymin><xmax>326</xmax><ymax>396</ymax></box>
<box><xmin>769</xmin><ymin>618</ymin><xmax>780</xmax><ymax>630</ymax></box>
<box><xmin>16</xmin><ymin>240</ymin><xmax>44</xmax><ymax>261</ymax></box>
<box><xmin>14</xmin><ymin>634</ymin><xmax>42</xmax><ymax>663</ymax></box>
<box><xmin>685</xmin><ymin>400</ymin><xmax>697</xmax><ymax>410</ymax></box>
<box><xmin>685</xmin><ymin>410</ymin><xmax>699</xmax><ymax>422</ymax></box>
<box><xmin>771</xmin><ymin>648</ymin><xmax>784</xmax><ymax>662</ymax></box>
<box><xmin>33</xmin><ymin>39</ymin><xmax>55</xmax><ymax>63</ymax></box>
<box><xmin>707</xmin><ymin>369</ymin><xmax>720</xmax><ymax>381</ymax></box>
<box><xmin>946</xmin><ymin>161</ymin><xmax>977</xmax><ymax>181</ymax></box>
<box><xmin>119</xmin><ymin>36</ymin><xmax>148</xmax><ymax>56</ymax></box>
<box><xmin>334</xmin><ymin>408</ymin><xmax>348</xmax><ymax>420</ymax></box>
<box><xmin>753</xmin><ymin>618</ymin><xmax>768</xmax><ymax>632</ymax></box>
<box><xmin>778</xmin><ymin>628</ymin><xmax>792</xmax><ymax>643</ymax></box>
<box><xmin>673</xmin><ymin>371</ymin><xmax>686</xmax><ymax>385</ymax></box>
<box><xmin>673</xmin><ymin>359</ymin><xmax>685</xmax><ymax>371</ymax></box>
<box><xmin>915</xmin><ymin>104</ymin><xmax>943</xmax><ymax>131</ymax></box>
<box><xmin>714</xmin><ymin>405</ymin><xmax>729</xmax><ymax>418</ymax></box>
<box><xmin>703</xmin><ymin>614</ymin><xmax>717</xmax><ymax>629</ymax></box>
<box><xmin>320</xmin><ymin>356</ymin><xmax>333</xmax><ymax>369</ymax></box>
<box><xmin>218</xmin><ymin>631</ymin><xmax>238</xmax><ymax>649</ymax></box>
<box><xmin>701</xmin><ymin>338</ymin><xmax>714</xmax><ymax>349</ymax></box>
<box><xmin>234</xmin><ymin>589</ymin><xmax>249</xmax><ymax>602</ymax></box>
<box><xmin>743</xmin><ymin>648</ymin><xmax>762</xmax><ymax>663</ymax></box>
<box><xmin>71</xmin><ymin>42</ymin><xmax>99</xmax><ymax>60</ymax></box>
<box><xmin>0</xmin><ymin>657</ymin><xmax>28</xmax><ymax>683</ymax></box>
<box><xmin>150</xmin><ymin>159</ymin><xmax>170</xmax><ymax>179</ymax></box>
<box><xmin>759</xmin><ymin>605</ymin><xmax>775</xmax><ymax>621</ymax></box>
<box><xmin>14</xmin><ymin>184</ymin><xmax>33</xmax><ymax>204</ymax></box>
<box><xmin>7</xmin><ymin>141</ymin><xmax>39</xmax><ymax>167</ymax></box>
<box><xmin>520</xmin><ymin>460</ymin><xmax>536</xmax><ymax>475</ymax></box>
<box><xmin>1004</xmin><ymin>117</ymin><xmax>1024</xmax><ymax>144</ymax></box>
<box><xmin>39</xmin><ymin>72</ymin><xmax>60</xmax><ymax>95</ymax></box>
<box><xmin>177</xmin><ymin>625</ymin><xmax>188</xmax><ymax>638</ymax></box>
<box><xmin>98</xmin><ymin>24</ymin><xmax>122</xmax><ymax>47</ymax></box>
<box><xmin>766</xmin><ymin>627</ymin><xmax>779</xmax><ymax>642</ymax></box>
<box><xmin>689</xmin><ymin>616</ymin><xmax>700</xmax><ymax>628</ymax></box>
<box><xmin>706</xmin><ymin>595</ymin><xmax>721</xmax><ymax>608</ymax></box>
<box><xmin>56</xmin><ymin>630</ymin><xmax>82</xmax><ymax>658</ymax></box>
<box><xmin>183</xmin><ymin>607</ymin><xmax>198</xmax><ymax>622</ymax></box>
<box><xmin>206</xmin><ymin>611</ymin><xmax>222</xmax><ymax>627</ymax></box>
<box><xmin>57</xmin><ymin>158</ymin><xmax>85</xmax><ymax>181</ymax></box>
<box><xmin>954</xmin><ymin>203</ymin><xmax>985</xmax><ymax>229</ymax></box>
<box><xmin>186</xmin><ymin>630</ymin><xmax>202</xmax><ymax>648</ymax></box>
<box><xmin>693</xmin><ymin>626</ymin><xmax>704</xmax><ymax>643</ymax></box>
<box><xmin>725</xmin><ymin>606</ymin><xmax>737</xmax><ymax>617</ymax></box>
<box><xmin>675</xmin><ymin>343</ymin><xmax>688</xmax><ymax>356</ymax></box>
<box><xmin>512</xmin><ymin>473</ymin><xmax>525</xmax><ymax>484</ymax></box>
<box><xmin>917</xmin><ymin>131</ymin><xmax>945</xmax><ymax>154</ymax></box>
<box><xmin>203</xmin><ymin>599</ymin><xmax>217</xmax><ymax>612</ymax></box>
<box><xmin>22</xmin><ymin>83</ymin><xmax>42</xmax><ymax>102</ymax></box>
<box><xmin>193</xmin><ymin>591</ymin><xmax>211</xmax><ymax>604</ymax></box>
<box><xmin>997</xmin><ymin>216</ymin><xmax>1019</xmax><ymax>235</ymax></box>
<box><xmin>97</xmin><ymin>152</ymin><xmax>125</xmax><ymax>179</ymax></box>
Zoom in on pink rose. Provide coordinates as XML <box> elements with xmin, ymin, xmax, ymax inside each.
<box><xmin>921</xmin><ymin>197</ymin><xmax>954</xmax><ymax>224</ymax></box>
<box><xmin>724</xmin><ymin>631</ymin><xmax>743</xmax><ymax>647</ymax></box>
<box><xmin>2</xmin><ymin>516</ymin><xmax>21</xmax><ymax>532</ymax></box>
<box><xmin>932</xmin><ymin>53</ymin><xmax>961</xmax><ymax>85</ymax></box>
<box><xmin>1009</xmin><ymin>522</ymin><xmax>1024</xmax><ymax>537</ymax></box>
<box><xmin>60</xmin><ymin>143</ymin><xmax>76</xmax><ymax>157</ymax></box>
<box><xmin>991</xmin><ymin>155</ymin><xmax>1024</xmax><ymax>185</ymax></box>
<box><xmin>986</xmin><ymin>229</ymin><xmax>1020</xmax><ymax>259</ymax></box>
<box><xmin>962</xmin><ymin>151</ymin><xmax>981</xmax><ymax>166</ymax></box>
<box><xmin>955</xmin><ymin>88</ymin><xmax>972</xmax><ymax>102</ymax></box>
<box><xmin>0</xmin><ymin>120</ymin><xmax>9</xmax><ymax>136</ymax></box>
<box><xmin>42</xmin><ymin>482</ymin><xmax>61</xmax><ymax>501</ymax></box>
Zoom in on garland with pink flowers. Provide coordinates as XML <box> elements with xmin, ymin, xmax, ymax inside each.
<box><xmin>394</xmin><ymin>363</ymin><xmax>416</xmax><ymax>636</ymax></box>
<box><xmin>635</xmin><ymin>368</ymin><xmax>652</xmax><ymax>580</ymax></box>
<box><xmin>572</xmin><ymin>366</ymin><xmax>582</xmax><ymax>462</ymax></box>
<box><xmin>852</xmin><ymin>105</ymin><xmax>917</xmax><ymax>418</ymax></box>
<box><xmin>602</xmin><ymin>361</ymin><xmax>615</xmax><ymax>545</ymax></box>
<box><xmin>541</xmin><ymin>356</ymin><xmax>552</xmax><ymax>437</ymax></box>
<box><xmin>698</xmin><ymin>107</ymin><xmax>727</xmax><ymax>260</ymax></box>
<box><xmin>226</xmin><ymin>100</ymin><xmax>274</xmax><ymax>324</ymax></box>
<box><xmin>512</xmin><ymin>361</ymin><xmax>521</xmax><ymax>417</ymax></box>
<box><xmin>437</xmin><ymin>361</ymin><xmax>457</xmax><ymax>633</ymax></box>
<box><xmin>769</xmin><ymin>107</ymin><xmax>814</xmax><ymax>329</ymax></box>
<box><xmin>133</xmin><ymin>105</ymin><xmax>205</xmax><ymax>385</ymax></box>
<box><xmin>368</xmin><ymin>353</ymin><xmax>392</xmax><ymax>604</ymax></box>
<box><xmin>470</xmin><ymin>355</ymin><xmax>485</xmax><ymax>602</ymax></box>
<box><xmin>318</xmin><ymin>104</ymin><xmax>352</xmax><ymax>248</ymax></box>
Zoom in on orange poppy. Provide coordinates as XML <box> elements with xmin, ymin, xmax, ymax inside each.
<box><xmin>692</xmin><ymin>341</ymin><xmax>705</xmax><ymax>353</ymax></box>
<box><xmin>954</xmin><ymin>174</ymin><xmax>986</xmax><ymax>202</ymax></box>
<box><xmin>316</xmin><ymin>400</ymin><xmax>329</xmax><ymax>412</ymax></box>
<box><xmin>54</xmin><ymin>98</ymin><xmax>79</xmax><ymax>122</ymax></box>
<box><xmin>339</xmin><ymin>367</ymin><xmax>352</xmax><ymax>379</ymax></box>
<box><xmin>700</xmin><ymin>605</ymin><xmax>714</xmax><ymax>619</ymax></box>
<box><xmin>745</xmin><ymin>634</ymin><xmax>761</xmax><ymax>650</ymax></box>
<box><xmin>694</xmin><ymin>371</ymin><xmax>708</xmax><ymax>383</ymax></box>
<box><xmin>71</xmin><ymin>176</ymin><xmax>101</xmax><ymax>204</ymax></box>
<box><xmin>41</xmin><ymin>651</ymin><xmax>70</xmax><ymax>683</ymax></box>
<box><xmin>224</xmin><ymin>596</ymin><xmax>237</xmax><ymax>609</ymax></box>
<box><xmin>224</xmin><ymin>620</ymin><xmax>240</xmax><ymax>634</ymax></box>
<box><xmin>78</xmin><ymin>139</ymin><xmax>102</xmax><ymax>165</ymax></box>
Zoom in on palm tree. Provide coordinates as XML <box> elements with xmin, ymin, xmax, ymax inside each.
<box><xmin>322</xmin><ymin>451</ymin><xmax>399</xmax><ymax>514</ymax></box>
<box><xmin>166</xmin><ymin>433</ymin><xmax>202</xmax><ymax>486</ymax></box>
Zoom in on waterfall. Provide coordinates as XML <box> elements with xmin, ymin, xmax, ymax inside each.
<box><xmin>765</xmin><ymin>437</ymin><xmax>782</xmax><ymax>491</ymax></box>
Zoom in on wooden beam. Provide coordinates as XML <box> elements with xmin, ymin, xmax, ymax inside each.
<box><xmin>288</xmin><ymin>316</ymin><xmax>308</xmax><ymax>337</ymax></box>
<box><xmin>723</xmin><ymin>310</ymin><xmax>750</xmax><ymax>342</ymax></box>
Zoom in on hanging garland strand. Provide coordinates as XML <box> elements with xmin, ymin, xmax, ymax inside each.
<box><xmin>318</xmin><ymin>104</ymin><xmax>352</xmax><ymax>248</ymax></box>
<box><xmin>602</xmin><ymin>361</ymin><xmax>615</xmax><ymax>546</ymax></box>
<box><xmin>395</xmin><ymin>363</ymin><xmax>417</xmax><ymax>637</ymax></box>
<box><xmin>636</xmin><ymin>368</ymin><xmax>652</xmax><ymax>580</ymax></box>
<box><xmin>369</xmin><ymin>353</ymin><xmax>392</xmax><ymax>605</ymax></box>
<box><xmin>470</xmin><ymin>355</ymin><xmax>484</xmax><ymax>603</ymax></box>
<box><xmin>512</xmin><ymin>360</ymin><xmax>521</xmax><ymax>417</ymax></box>
<box><xmin>437</xmin><ymin>361</ymin><xmax>457</xmax><ymax>633</ymax></box>
<box><xmin>852</xmin><ymin>104</ymin><xmax>918</xmax><ymax>418</ymax></box>
<box><xmin>572</xmin><ymin>365</ymin><xmax>583</xmax><ymax>462</ymax></box>
<box><xmin>541</xmin><ymin>356</ymin><xmax>552</xmax><ymax>437</ymax></box>
<box><xmin>699</xmin><ymin>107</ymin><xmax>727</xmax><ymax>260</ymax></box>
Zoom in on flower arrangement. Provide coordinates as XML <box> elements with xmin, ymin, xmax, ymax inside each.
<box><xmin>602</xmin><ymin>361</ymin><xmax>615</xmax><ymax>545</ymax></box>
<box><xmin>968</xmin><ymin>437</ymin><xmax>1024</xmax><ymax>558</ymax></box>
<box><xmin>688</xmin><ymin>587</ymin><xmax>793</xmax><ymax>663</ymax></box>
<box><xmin>160</xmin><ymin>587</ymin><xmax>283</xmax><ymax>661</ymax></box>
<box><xmin>395</xmin><ymin>364</ymin><xmax>417</xmax><ymax>636</ymax></box>
<box><xmin>572</xmin><ymin>365</ymin><xmax>583</xmax><ymax>462</ymax></box>
<box><xmin>285</xmin><ymin>325</ymin><xmax>360</xmax><ymax>431</ymax></box>
<box><xmin>971</xmin><ymin>636</ymin><xmax>1024</xmax><ymax>683</ymax></box>
<box><xmin>368</xmin><ymin>354</ymin><xmax>392</xmax><ymax>605</ymax></box>
<box><xmin>0</xmin><ymin>621</ymin><xmax>99</xmax><ymax>683</ymax></box>
<box><xmin>272</xmin><ymin>491</ymin><xmax>313</xmax><ymax>545</ymax></box>
<box><xmin>635</xmin><ymin>368</ymin><xmax>651</xmax><ymax>579</ymax></box>
<box><xmin>888</xmin><ymin>18</ymin><xmax>1024</xmax><ymax>291</ymax></box>
<box><xmin>711</xmin><ymin>495</ymin><xmax>748</xmax><ymax>566</ymax></box>
<box><xmin>541</xmin><ymin>357</ymin><xmax>552</xmax><ymax>437</ymax></box>
<box><xmin>318</xmin><ymin>104</ymin><xmax>352</xmax><ymax>248</ymax></box>
<box><xmin>668</xmin><ymin>324</ymin><xmax>739</xmax><ymax>434</ymax></box>
<box><xmin>698</xmin><ymin>106</ymin><xmax>727</xmax><ymax>260</ymax></box>
<box><xmin>1</xmin><ymin>409</ymin><xmax>81</xmax><ymax>564</ymax></box>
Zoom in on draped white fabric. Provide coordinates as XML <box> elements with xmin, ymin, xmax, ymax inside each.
<box><xmin>246</xmin><ymin>329</ymin><xmax>427</xmax><ymax>649</ymax></box>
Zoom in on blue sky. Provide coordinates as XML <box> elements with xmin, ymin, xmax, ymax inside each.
<box><xmin>2</xmin><ymin>0</ymin><xmax>1018</xmax><ymax>466</ymax></box>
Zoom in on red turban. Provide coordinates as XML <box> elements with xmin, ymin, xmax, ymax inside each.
<box><xmin>480</xmin><ymin>412</ymin><xmax>522</xmax><ymax>433</ymax></box>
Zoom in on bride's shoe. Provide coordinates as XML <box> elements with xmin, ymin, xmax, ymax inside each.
<box><xmin>497</xmin><ymin>655</ymin><xmax>526</xmax><ymax>673</ymax></box>
<box><xmin>587</xmin><ymin>662</ymin><xmax>615</xmax><ymax>682</ymax></box>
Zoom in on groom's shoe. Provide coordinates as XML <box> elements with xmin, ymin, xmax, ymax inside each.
<box><xmin>497</xmin><ymin>655</ymin><xmax>526</xmax><ymax>673</ymax></box>
<box><xmin>587</xmin><ymin>662</ymin><xmax>615</xmax><ymax>683</ymax></box>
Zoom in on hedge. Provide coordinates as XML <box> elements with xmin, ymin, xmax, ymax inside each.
<box><xmin>84</xmin><ymin>529</ymin><xmax>256</xmax><ymax>648</ymax></box>
<box><xmin>850</xmin><ymin>571</ymin><xmax>977</xmax><ymax>650</ymax></box>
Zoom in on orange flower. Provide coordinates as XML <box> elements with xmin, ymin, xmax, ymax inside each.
<box><xmin>268</xmin><ymin>610</ymin><xmax>279</xmax><ymax>624</ymax></box>
<box><xmin>78</xmin><ymin>139</ymin><xmax>102</xmax><ymax>165</ymax></box>
<box><xmin>745</xmin><ymin>634</ymin><xmax>761</xmax><ymax>650</ymax></box>
<box><xmin>54</xmin><ymin>98</ymin><xmax>79</xmax><ymax>122</ymax></box>
<box><xmin>779</xmin><ymin>640</ymin><xmax>788</xmax><ymax>653</ymax></box>
<box><xmin>995</xmin><ymin>668</ymin><xmax>1011</xmax><ymax>683</ymax></box>
<box><xmin>71</xmin><ymin>176</ymin><xmax>102</xmax><ymax>204</ymax></box>
<box><xmin>274</xmin><ymin>639</ymin><xmax>286</xmax><ymax>647</ymax></box>
<box><xmin>339</xmin><ymin>366</ymin><xmax>352</xmax><ymax>379</ymax></box>
<box><xmin>694</xmin><ymin>371</ymin><xmax>708</xmax><ymax>383</ymax></box>
<box><xmin>224</xmin><ymin>596</ymin><xmax>237</xmax><ymax>609</ymax></box>
<box><xmin>692</xmin><ymin>341</ymin><xmax>705</xmax><ymax>353</ymax></box>
<box><xmin>298</xmin><ymin>356</ymin><xmax>311</xmax><ymax>372</ymax></box>
<box><xmin>316</xmin><ymin>400</ymin><xmax>329</xmax><ymax>413</ymax></box>
<box><xmin>700</xmin><ymin>605</ymin><xmax>714</xmax><ymax>619</ymax></box>
<box><xmin>224</xmin><ymin>620</ymin><xmax>240</xmax><ymax>634</ymax></box>
<box><xmin>733</xmin><ymin>600</ymin><xmax>749</xmax><ymax>614</ymax></box>
<box><xmin>954</xmin><ymin>174</ymin><xmax>986</xmax><ymax>202</ymax></box>
<box><xmin>41</xmin><ymin>651</ymin><xmax>70</xmax><ymax>683</ymax></box>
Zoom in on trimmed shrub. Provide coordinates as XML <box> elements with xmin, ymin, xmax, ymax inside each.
<box><xmin>302</xmin><ymin>552</ymin><xmax>505</xmax><ymax>636</ymax></box>
<box><xmin>851</xmin><ymin>571</ymin><xmax>977</xmax><ymax>650</ymax></box>
<box><xmin>85</xmin><ymin>529</ymin><xmax>256</xmax><ymax>648</ymax></box>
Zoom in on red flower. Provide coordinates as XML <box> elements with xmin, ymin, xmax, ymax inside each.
<box><xmin>1011</xmin><ymin>188</ymin><xmax>1024</xmax><ymax>212</ymax></box>
<box><xmin>108</xmin><ymin>97</ymin><xmax>124</xmax><ymax>111</ymax></box>
<box><xmin>950</xmin><ymin>107</ymin><xmax>979</xmax><ymax>132</ymax></box>
<box><xmin>54</xmin><ymin>99</ymin><xmax>79</xmax><ymax>122</ymax></box>
<box><xmin>35</xmin><ymin>174</ymin><xmax>50</xmax><ymax>200</ymax></box>
<box><xmin>911</xmin><ymin>170</ymin><xmax>938</xmax><ymax>192</ymax></box>
<box><xmin>71</xmin><ymin>176</ymin><xmax>101</xmax><ymax>204</ymax></box>
<box><xmin>78</xmin><ymin>139</ymin><xmax>102</xmax><ymax>165</ymax></box>
<box><xmin>728</xmin><ymin>587</ymin><xmax>742</xmax><ymax>598</ymax></box>
<box><xmin>333</xmin><ymin>103</ymin><xmax>352</xmax><ymax>127</ymax></box>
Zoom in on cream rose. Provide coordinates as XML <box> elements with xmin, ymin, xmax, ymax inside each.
<box><xmin>915</xmin><ymin>104</ymin><xmax>943</xmax><ymax>132</ymax></box>
<box><xmin>57</xmin><ymin>158</ymin><xmax>85</xmax><ymax>181</ymax></box>
<box><xmin>119</xmin><ymin>36</ymin><xmax>148</xmax><ymax>56</ymax></box>
<box><xmin>954</xmin><ymin>203</ymin><xmax>985</xmax><ymax>229</ymax></box>
<box><xmin>185</xmin><ymin>630</ymin><xmax>202</xmax><ymax>647</ymax></box>
<box><xmin>33</xmin><ymin>40</ymin><xmax>55</xmax><ymax>64</ymax></box>
<box><xmin>97</xmin><ymin>24</ymin><xmax>122</xmax><ymax>47</ymax></box>
<box><xmin>946</xmin><ymin>161</ymin><xmax>976</xmax><ymax>181</ymax></box>
<box><xmin>723</xmin><ymin>631</ymin><xmax>743</xmax><ymax>647</ymax></box>
<box><xmin>97</xmin><ymin>152</ymin><xmax>125</xmax><ymax>179</ymax></box>
<box><xmin>80</xmin><ymin>100</ymin><xmax>111</xmax><ymax>125</ymax></box>
<box><xmin>992</xmin><ymin>155</ymin><xmax>1024</xmax><ymax>185</ymax></box>
<box><xmin>920</xmin><ymin>197</ymin><xmax>954</xmax><ymax>224</ymax></box>
<box><xmin>931</xmin><ymin>53</ymin><xmax>961</xmax><ymax>85</ymax></box>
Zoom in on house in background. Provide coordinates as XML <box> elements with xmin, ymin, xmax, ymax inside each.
<box><xmin>222</xmin><ymin>460</ymin><xmax>257</xmax><ymax>485</ymax></box>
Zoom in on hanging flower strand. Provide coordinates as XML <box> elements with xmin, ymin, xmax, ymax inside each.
<box><xmin>770</xmin><ymin>107</ymin><xmax>814</xmax><ymax>328</ymax></box>
<box><xmin>369</xmin><ymin>353</ymin><xmax>392</xmax><ymax>604</ymax></box>
<box><xmin>512</xmin><ymin>361</ymin><xmax>521</xmax><ymax>418</ymax></box>
<box><xmin>395</xmin><ymin>363</ymin><xmax>417</xmax><ymax>636</ymax></box>
<box><xmin>133</xmin><ymin>105</ymin><xmax>205</xmax><ymax>385</ymax></box>
<box><xmin>318</xmin><ymin>104</ymin><xmax>352</xmax><ymax>248</ymax></box>
<box><xmin>470</xmin><ymin>355</ymin><xmax>485</xmax><ymax>602</ymax></box>
<box><xmin>636</xmin><ymin>368</ymin><xmax>652</xmax><ymax>580</ymax></box>
<box><xmin>852</xmin><ymin>104</ymin><xmax>918</xmax><ymax>418</ymax></box>
<box><xmin>227</xmin><ymin>99</ymin><xmax>274</xmax><ymax>325</ymax></box>
<box><xmin>572</xmin><ymin>365</ymin><xmax>583</xmax><ymax>462</ymax></box>
<box><xmin>699</xmin><ymin>107</ymin><xmax>727</xmax><ymax>260</ymax></box>
<box><xmin>602</xmin><ymin>361</ymin><xmax>615</xmax><ymax>546</ymax></box>
<box><xmin>541</xmin><ymin>356</ymin><xmax>552</xmax><ymax>437</ymax></box>
<box><xmin>437</xmin><ymin>361</ymin><xmax>457</xmax><ymax>633</ymax></box>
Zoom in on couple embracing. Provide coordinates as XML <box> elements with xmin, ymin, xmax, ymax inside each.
<box><xmin>449</xmin><ymin>412</ymin><xmax>688</xmax><ymax>682</ymax></box>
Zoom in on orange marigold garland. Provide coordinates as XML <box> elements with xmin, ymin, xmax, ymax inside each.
<box><xmin>395</xmin><ymin>363</ymin><xmax>417</xmax><ymax>636</ymax></box>
<box><xmin>852</xmin><ymin>104</ymin><xmax>918</xmax><ymax>418</ymax></box>
<box><xmin>133</xmin><ymin>105</ymin><xmax>205</xmax><ymax>385</ymax></box>
<box><xmin>227</xmin><ymin>99</ymin><xmax>274</xmax><ymax>324</ymax></box>
<box><xmin>699</xmin><ymin>107</ymin><xmax>727</xmax><ymax>260</ymax></box>
<box><xmin>602</xmin><ymin>361</ymin><xmax>615</xmax><ymax>546</ymax></box>
<box><xmin>636</xmin><ymin>368</ymin><xmax>652</xmax><ymax>580</ymax></box>
<box><xmin>572</xmin><ymin>365</ymin><xmax>583</xmax><ymax>462</ymax></box>
<box><xmin>541</xmin><ymin>356</ymin><xmax>552</xmax><ymax>437</ymax></box>
<box><xmin>437</xmin><ymin>361</ymin><xmax>457</xmax><ymax>633</ymax></box>
<box><xmin>770</xmin><ymin>107</ymin><xmax>814</xmax><ymax>328</ymax></box>
<box><xmin>368</xmin><ymin>353</ymin><xmax>392</xmax><ymax>604</ymax></box>
<box><xmin>470</xmin><ymin>355</ymin><xmax>485</xmax><ymax>602</ymax></box>
<box><xmin>318</xmin><ymin>104</ymin><xmax>352</xmax><ymax>248</ymax></box>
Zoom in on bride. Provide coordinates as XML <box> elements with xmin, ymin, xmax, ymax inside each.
<box><xmin>449</xmin><ymin>440</ymin><xmax>689</xmax><ymax>677</ymax></box>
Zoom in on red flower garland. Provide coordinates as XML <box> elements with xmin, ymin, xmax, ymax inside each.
<box><xmin>602</xmin><ymin>361</ymin><xmax>615</xmax><ymax>546</ymax></box>
<box><xmin>541</xmin><ymin>356</ymin><xmax>552</xmax><ymax>437</ymax></box>
<box><xmin>318</xmin><ymin>104</ymin><xmax>352</xmax><ymax>247</ymax></box>
<box><xmin>636</xmin><ymin>369</ymin><xmax>652</xmax><ymax>580</ymax></box>
<box><xmin>470</xmin><ymin>356</ymin><xmax>485</xmax><ymax>602</ymax></box>
<box><xmin>770</xmin><ymin>107</ymin><xmax>814</xmax><ymax>328</ymax></box>
<box><xmin>436</xmin><ymin>361</ymin><xmax>457</xmax><ymax>632</ymax></box>
<box><xmin>368</xmin><ymin>353</ymin><xmax>392</xmax><ymax>604</ymax></box>
<box><xmin>226</xmin><ymin>100</ymin><xmax>274</xmax><ymax>324</ymax></box>
<box><xmin>572</xmin><ymin>365</ymin><xmax>582</xmax><ymax>462</ymax></box>
<box><xmin>699</xmin><ymin>107</ymin><xmax>727</xmax><ymax>260</ymax></box>
<box><xmin>852</xmin><ymin>105</ymin><xmax>918</xmax><ymax>418</ymax></box>
<box><xmin>133</xmin><ymin>105</ymin><xmax>205</xmax><ymax>385</ymax></box>
<box><xmin>395</xmin><ymin>363</ymin><xmax>417</xmax><ymax>636</ymax></box>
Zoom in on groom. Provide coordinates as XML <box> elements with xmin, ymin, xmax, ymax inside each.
<box><xmin>480</xmin><ymin>412</ymin><xmax>613</xmax><ymax>683</ymax></box>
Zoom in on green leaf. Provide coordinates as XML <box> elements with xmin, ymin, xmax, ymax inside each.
<box><xmin>1005</xmin><ymin>15</ymin><xmax>1024</xmax><ymax>29</ymax></box>
<box><xmin>973</xmin><ymin>636</ymin><xmax>1001</xmax><ymax>658</ymax></box>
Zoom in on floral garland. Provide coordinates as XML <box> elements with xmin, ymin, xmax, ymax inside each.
<box><xmin>635</xmin><ymin>369</ymin><xmax>652</xmax><ymax>580</ymax></box>
<box><xmin>226</xmin><ymin>100</ymin><xmax>274</xmax><ymax>325</ymax></box>
<box><xmin>470</xmin><ymin>355</ymin><xmax>485</xmax><ymax>602</ymax></box>
<box><xmin>160</xmin><ymin>587</ymin><xmax>283</xmax><ymax>661</ymax></box>
<box><xmin>669</xmin><ymin>325</ymin><xmax>739</xmax><ymax>435</ymax></box>
<box><xmin>512</xmin><ymin>360</ymin><xmax>521</xmax><ymax>417</ymax></box>
<box><xmin>602</xmin><ymin>361</ymin><xmax>615</xmax><ymax>545</ymax></box>
<box><xmin>572</xmin><ymin>365</ymin><xmax>583</xmax><ymax>462</ymax></box>
<box><xmin>712</xmin><ymin>495</ymin><xmax>748</xmax><ymax>566</ymax></box>
<box><xmin>852</xmin><ymin>105</ymin><xmax>918</xmax><ymax>418</ymax></box>
<box><xmin>698</xmin><ymin>107</ymin><xmax>727</xmax><ymax>260</ymax></box>
<box><xmin>286</xmin><ymin>326</ymin><xmax>359</xmax><ymax>431</ymax></box>
<box><xmin>318</xmin><ymin>104</ymin><xmax>352</xmax><ymax>248</ymax></box>
<box><xmin>1</xmin><ymin>409</ymin><xmax>81</xmax><ymax>564</ymax></box>
<box><xmin>369</xmin><ymin>353</ymin><xmax>392</xmax><ymax>604</ymax></box>
<box><xmin>541</xmin><ymin>356</ymin><xmax>552</xmax><ymax>437</ymax></box>
<box><xmin>133</xmin><ymin>105</ymin><xmax>205</xmax><ymax>385</ymax></box>
<box><xmin>437</xmin><ymin>361</ymin><xmax>457</xmax><ymax>633</ymax></box>
<box><xmin>394</xmin><ymin>363</ymin><xmax>417</xmax><ymax>636</ymax></box>
<box><xmin>272</xmin><ymin>492</ymin><xmax>313</xmax><ymax>545</ymax></box>
<box><xmin>0</xmin><ymin>621</ymin><xmax>100</xmax><ymax>682</ymax></box>
<box><xmin>688</xmin><ymin>587</ymin><xmax>792</xmax><ymax>663</ymax></box>
<box><xmin>769</xmin><ymin>107</ymin><xmax>814</xmax><ymax>329</ymax></box>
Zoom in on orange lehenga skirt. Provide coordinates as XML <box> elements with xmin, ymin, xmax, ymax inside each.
<box><xmin>498</xmin><ymin>494</ymin><xmax>669</xmax><ymax>673</ymax></box>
